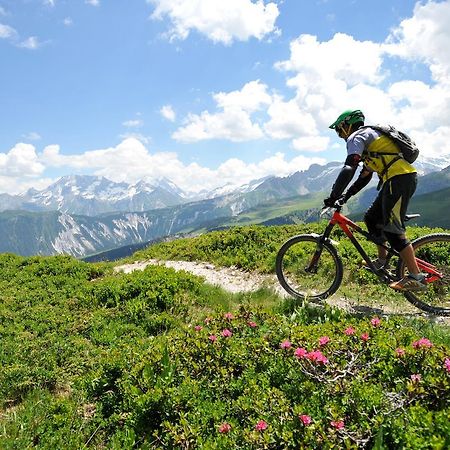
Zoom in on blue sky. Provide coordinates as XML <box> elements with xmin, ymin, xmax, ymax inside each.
<box><xmin>1</xmin><ymin>0</ymin><xmax>450</xmax><ymax>194</ymax></box>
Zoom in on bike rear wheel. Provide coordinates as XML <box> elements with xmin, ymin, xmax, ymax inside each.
<box><xmin>276</xmin><ymin>235</ymin><xmax>343</xmax><ymax>301</ymax></box>
<box><xmin>396</xmin><ymin>233</ymin><xmax>450</xmax><ymax>316</ymax></box>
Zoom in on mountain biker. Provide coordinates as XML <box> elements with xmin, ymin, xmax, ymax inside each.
<box><xmin>324</xmin><ymin>109</ymin><xmax>426</xmax><ymax>291</ymax></box>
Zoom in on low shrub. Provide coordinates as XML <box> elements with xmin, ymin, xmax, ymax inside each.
<box><xmin>84</xmin><ymin>310</ymin><xmax>450</xmax><ymax>449</ymax></box>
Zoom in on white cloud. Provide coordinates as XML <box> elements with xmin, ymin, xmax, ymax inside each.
<box><xmin>0</xmin><ymin>144</ymin><xmax>45</xmax><ymax>179</ymax></box>
<box><xmin>33</xmin><ymin>138</ymin><xmax>325</xmax><ymax>194</ymax></box>
<box><xmin>160</xmin><ymin>105</ymin><xmax>176</xmax><ymax>122</ymax></box>
<box><xmin>18</xmin><ymin>36</ymin><xmax>42</xmax><ymax>50</ymax></box>
<box><xmin>85</xmin><ymin>0</ymin><xmax>100</xmax><ymax>6</ymax></box>
<box><xmin>44</xmin><ymin>0</ymin><xmax>56</xmax><ymax>7</ymax></box>
<box><xmin>173</xmin><ymin>80</ymin><xmax>271</xmax><ymax>142</ymax></box>
<box><xmin>148</xmin><ymin>0</ymin><xmax>279</xmax><ymax>44</ymax></box>
<box><xmin>122</xmin><ymin>119</ymin><xmax>144</xmax><ymax>128</ymax></box>
<box><xmin>63</xmin><ymin>17</ymin><xmax>73</xmax><ymax>26</ymax></box>
<box><xmin>23</xmin><ymin>132</ymin><xmax>42</xmax><ymax>141</ymax></box>
<box><xmin>276</xmin><ymin>33</ymin><xmax>386</xmax><ymax>86</ymax></box>
<box><xmin>386</xmin><ymin>0</ymin><xmax>450</xmax><ymax>84</ymax></box>
<box><xmin>0</xmin><ymin>23</ymin><xmax>17</xmax><ymax>39</ymax></box>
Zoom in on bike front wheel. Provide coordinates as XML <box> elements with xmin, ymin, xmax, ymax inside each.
<box><xmin>396</xmin><ymin>233</ymin><xmax>450</xmax><ymax>316</ymax></box>
<box><xmin>276</xmin><ymin>234</ymin><xmax>343</xmax><ymax>301</ymax></box>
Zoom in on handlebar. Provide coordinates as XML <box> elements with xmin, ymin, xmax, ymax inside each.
<box><xmin>320</xmin><ymin>197</ymin><xmax>345</xmax><ymax>217</ymax></box>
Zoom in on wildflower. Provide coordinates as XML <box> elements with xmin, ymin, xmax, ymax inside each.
<box><xmin>222</xmin><ymin>329</ymin><xmax>233</xmax><ymax>338</ymax></box>
<box><xmin>444</xmin><ymin>358</ymin><xmax>450</xmax><ymax>373</ymax></box>
<box><xmin>218</xmin><ymin>422</ymin><xmax>231</xmax><ymax>434</ymax></box>
<box><xmin>395</xmin><ymin>348</ymin><xmax>406</xmax><ymax>357</ymax></box>
<box><xmin>412</xmin><ymin>338</ymin><xmax>433</xmax><ymax>349</ymax></box>
<box><xmin>204</xmin><ymin>317</ymin><xmax>212</xmax><ymax>324</ymax></box>
<box><xmin>255</xmin><ymin>420</ymin><xmax>268</xmax><ymax>431</ymax></box>
<box><xmin>294</xmin><ymin>347</ymin><xmax>308</xmax><ymax>358</ymax></box>
<box><xmin>247</xmin><ymin>321</ymin><xmax>257</xmax><ymax>328</ymax></box>
<box><xmin>410</xmin><ymin>374</ymin><xmax>421</xmax><ymax>383</ymax></box>
<box><xmin>299</xmin><ymin>414</ymin><xmax>312</xmax><ymax>426</ymax></box>
<box><xmin>209</xmin><ymin>335</ymin><xmax>217</xmax><ymax>342</ymax></box>
<box><xmin>319</xmin><ymin>336</ymin><xmax>330</xmax><ymax>346</ymax></box>
<box><xmin>224</xmin><ymin>312</ymin><xmax>234</xmax><ymax>320</ymax></box>
<box><xmin>344</xmin><ymin>327</ymin><xmax>355</xmax><ymax>336</ymax></box>
<box><xmin>306</xmin><ymin>350</ymin><xmax>329</xmax><ymax>365</ymax></box>
<box><xmin>280</xmin><ymin>340</ymin><xmax>292</xmax><ymax>349</ymax></box>
<box><xmin>194</xmin><ymin>325</ymin><xmax>203</xmax><ymax>332</ymax></box>
<box><xmin>371</xmin><ymin>317</ymin><xmax>381</xmax><ymax>327</ymax></box>
<box><xmin>360</xmin><ymin>333</ymin><xmax>369</xmax><ymax>342</ymax></box>
<box><xmin>330</xmin><ymin>420</ymin><xmax>345</xmax><ymax>430</ymax></box>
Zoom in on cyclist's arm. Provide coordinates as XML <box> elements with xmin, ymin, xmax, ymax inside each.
<box><xmin>344</xmin><ymin>166</ymin><xmax>373</xmax><ymax>199</ymax></box>
<box><xmin>327</xmin><ymin>153</ymin><xmax>361</xmax><ymax>200</ymax></box>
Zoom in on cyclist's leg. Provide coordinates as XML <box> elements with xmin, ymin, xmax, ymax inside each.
<box><xmin>364</xmin><ymin>185</ymin><xmax>388</xmax><ymax>261</ymax></box>
<box><xmin>381</xmin><ymin>174</ymin><xmax>426</xmax><ymax>290</ymax></box>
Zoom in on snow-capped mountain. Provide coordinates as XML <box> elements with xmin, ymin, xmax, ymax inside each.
<box><xmin>3</xmin><ymin>175</ymin><xmax>187</xmax><ymax>216</ymax></box>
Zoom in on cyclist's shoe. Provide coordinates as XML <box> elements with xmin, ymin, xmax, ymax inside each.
<box><xmin>360</xmin><ymin>258</ymin><xmax>388</xmax><ymax>271</ymax></box>
<box><xmin>389</xmin><ymin>274</ymin><xmax>427</xmax><ymax>291</ymax></box>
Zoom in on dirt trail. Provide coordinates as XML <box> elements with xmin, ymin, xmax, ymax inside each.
<box><xmin>115</xmin><ymin>260</ymin><xmax>450</xmax><ymax>324</ymax></box>
<box><xmin>116</xmin><ymin>259</ymin><xmax>285</xmax><ymax>295</ymax></box>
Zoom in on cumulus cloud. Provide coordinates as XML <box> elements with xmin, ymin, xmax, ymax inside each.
<box><xmin>0</xmin><ymin>144</ymin><xmax>46</xmax><ymax>192</ymax></box>
<box><xmin>173</xmin><ymin>80</ymin><xmax>271</xmax><ymax>142</ymax></box>
<box><xmin>160</xmin><ymin>105</ymin><xmax>176</xmax><ymax>122</ymax></box>
<box><xmin>386</xmin><ymin>0</ymin><xmax>450</xmax><ymax>84</ymax></box>
<box><xmin>148</xmin><ymin>0</ymin><xmax>279</xmax><ymax>44</ymax></box>
<box><xmin>33</xmin><ymin>138</ymin><xmax>324</xmax><ymax>194</ymax></box>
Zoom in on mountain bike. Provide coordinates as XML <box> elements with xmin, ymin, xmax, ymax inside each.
<box><xmin>275</xmin><ymin>201</ymin><xmax>450</xmax><ymax>316</ymax></box>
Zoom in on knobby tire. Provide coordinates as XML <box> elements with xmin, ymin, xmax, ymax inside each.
<box><xmin>276</xmin><ymin>234</ymin><xmax>343</xmax><ymax>301</ymax></box>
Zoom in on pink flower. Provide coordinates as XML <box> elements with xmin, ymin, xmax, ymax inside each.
<box><xmin>395</xmin><ymin>348</ymin><xmax>406</xmax><ymax>357</ymax></box>
<box><xmin>299</xmin><ymin>414</ymin><xmax>312</xmax><ymax>426</ymax></box>
<box><xmin>444</xmin><ymin>358</ymin><xmax>450</xmax><ymax>373</ymax></box>
<box><xmin>412</xmin><ymin>338</ymin><xmax>433</xmax><ymax>349</ymax></box>
<box><xmin>209</xmin><ymin>334</ymin><xmax>217</xmax><ymax>342</ymax></box>
<box><xmin>247</xmin><ymin>321</ymin><xmax>257</xmax><ymax>328</ymax></box>
<box><xmin>371</xmin><ymin>317</ymin><xmax>381</xmax><ymax>327</ymax></box>
<box><xmin>306</xmin><ymin>350</ymin><xmax>329</xmax><ymax>365</ymax></box>
<box><xmin>280</xmin><ymin>340</ymin><xmax>292</xmax><ymax>349</ymax></box>
<box><xmin>361</xmin><ymin>333</ymin><xmax>370</xmax><ymax>342</ymax></box>
<box><xmin>410</xmin><ymin>374</ymin><xmax>421</xmax><ymax>383</ymax></box>
<box><xmin>222</xmin><ymin>329</ymin><xmax>233</xmax><ymax>338</ymax></box>
<box><xmin>330</xmin><ymin>420</ymin><xmax>345</xmax><ymax>430</ymax></box>
<box><xmin>255</xmin><ymin>420</ymin><xmax>268</xmax><ymax>431</ymax></box>
<box><xmin>224</xmin><ymin>312</ymin><xmax>234</xmax><ymax>320</ymax></box>
<box><xmin>204</xmin><ymin>317</ymin><xmax>212</xmax><ymax>324</ymax></box>
<box><xmin>218</xmin><ymin>422</ymin><xmax>231</xmax><ymax>434</ymax></box>
<box><xmin>194</xmin><ymin>325</ymin><xmax>203</xmax><ymax>332</ymax></box>
<box><xmin>344</xmin><ymin>327</ymin><xmax>355</xmax><ymax>336</ymax></box>
<box><xmin>319</xmin><ymin>336</ymin><xmax>330</xmax><ymax>346</ymax></box>
<box><xmin>294</xmin><ymin>347</ymin><xmax>308</xmax><ymax>358</ymax></box>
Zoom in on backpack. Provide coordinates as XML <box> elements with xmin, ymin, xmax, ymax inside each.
<box><xmin>367</xmin><ymin>124</ymin><xmax>420</xmax><ymax>164</ymax></box>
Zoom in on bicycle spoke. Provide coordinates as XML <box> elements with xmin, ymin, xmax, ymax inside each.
<box><xmin>276</xmin><ymin>235</ymin><xmax>343</xmax><ymax>301</ymax></box>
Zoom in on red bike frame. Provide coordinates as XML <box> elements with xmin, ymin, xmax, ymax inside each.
<box><xmin>320</xmin><ymin>207</ymin><xmax>443</xmax><ymax>284</ymax></box>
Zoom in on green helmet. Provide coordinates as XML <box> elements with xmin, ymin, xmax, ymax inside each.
<box><xmin>329</xmin><ymin>109</ymin><xmax>365</xmax><ymax>129</ymax></box>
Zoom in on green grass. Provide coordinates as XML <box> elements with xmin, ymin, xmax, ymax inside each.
<box><xmin>1</xmin><ymin>224</ymin><xmax>450</xmax><ymax>449</ymax></box>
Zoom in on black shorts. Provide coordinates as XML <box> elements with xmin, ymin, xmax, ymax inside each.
<box><xmin>364</xmin><ymin>173</ymin><xmax>417</xmax><ymax>239</ymax></box>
